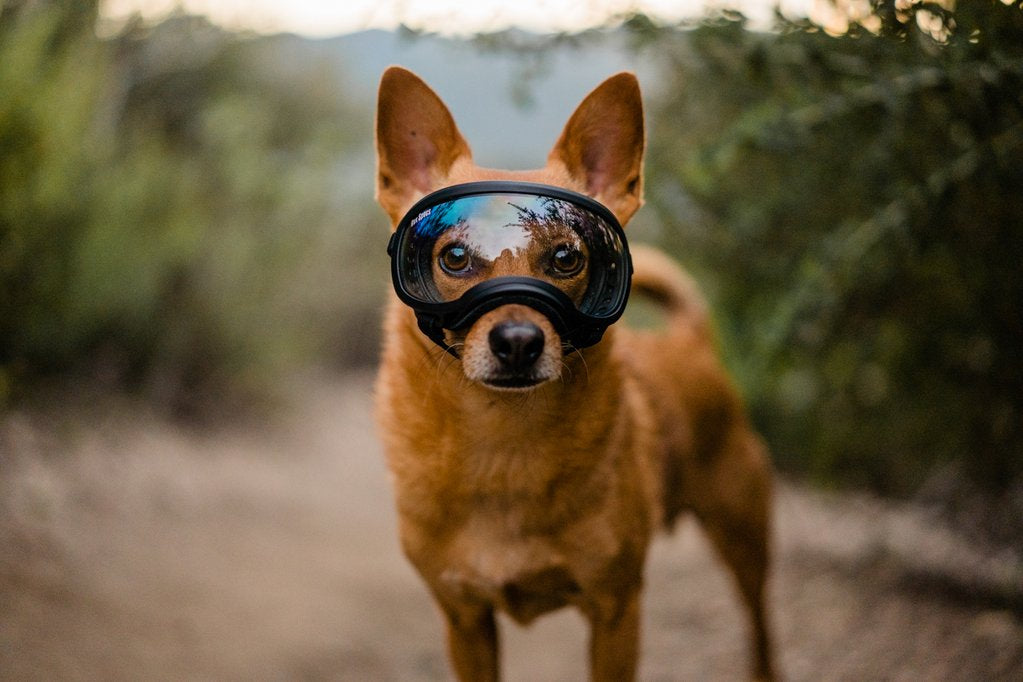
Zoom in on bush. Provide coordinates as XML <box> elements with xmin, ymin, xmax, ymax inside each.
<box><xmin>636</xmin><ymin>1</ymin><xmax>1023</xmax><ymax>493</ymax></box>
<box><xmin>0</xmin><ymin>2</ymin><xmax>383</xmax><ymax>410</ymax></box>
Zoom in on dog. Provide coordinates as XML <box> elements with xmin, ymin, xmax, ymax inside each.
<box><xmin>373</xmin><ymin>66</ymin><xmax>774</xmax><ymax>681</ymax></box>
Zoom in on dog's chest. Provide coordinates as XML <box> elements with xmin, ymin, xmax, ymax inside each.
<box><xmin>439</xmin><ymin>531</ymin><xmax>583</xmax><ymax>625</ymax></box>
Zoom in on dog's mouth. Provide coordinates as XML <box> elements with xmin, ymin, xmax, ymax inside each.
<box><xmin>480</xmin><ymin>374</ymin><xmax>547</xmax><ymax>391</ymax></box>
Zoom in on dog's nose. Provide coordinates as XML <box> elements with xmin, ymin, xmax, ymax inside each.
<box><xmin>489</xmin><ymin>321</ymin><xmax>545</xmax><ymax>370</ymax></box>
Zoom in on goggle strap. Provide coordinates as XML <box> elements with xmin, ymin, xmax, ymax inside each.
<box><xmin>416</xmin><ymin>316</ymin><xmax>460</xmax><ymax>358</ymax></box>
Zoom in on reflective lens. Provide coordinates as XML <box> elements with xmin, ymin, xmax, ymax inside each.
<box><xmin>394</xmin><ymin>188</ymin><xmax>628</xmax><ymax>319</ymax></box>
<box><xmin>388</xmin><ymin>181</ymin><xmax>632</xmax><ymax>354</ymax></box>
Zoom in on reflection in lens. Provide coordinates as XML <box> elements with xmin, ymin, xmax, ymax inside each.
<box><xmin>400</xmin><ymin>190</ymin><xmax>627</xmax><ymax>317</ymax></box>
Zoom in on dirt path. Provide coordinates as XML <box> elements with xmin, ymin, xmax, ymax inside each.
<box><xmin>1</xmin><ymin>372</ymin><xmax>1021</xmax><ymax>680</ymax></box>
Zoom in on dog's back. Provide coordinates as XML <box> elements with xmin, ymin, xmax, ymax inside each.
<box><xmin>618</xmin><ymin>244</ymin><xmax>775</xmax><ymax>676</ymax></box>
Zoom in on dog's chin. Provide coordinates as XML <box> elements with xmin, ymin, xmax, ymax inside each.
<box><xmin>478</xmin><ymin>374</ymin><xmax>551</xmax><ymax>392</ymax></box>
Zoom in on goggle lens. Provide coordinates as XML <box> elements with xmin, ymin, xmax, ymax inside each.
<box><xmin>389</xmin><ymin>182</ymin><xmax>632</xmax><ymax>353</ymax></box>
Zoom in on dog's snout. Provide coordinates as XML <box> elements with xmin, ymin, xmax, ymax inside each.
<box><xmin>489</xmin><ymin>321</ymin><xmax>545</xmax><ymax>370</ymax></box>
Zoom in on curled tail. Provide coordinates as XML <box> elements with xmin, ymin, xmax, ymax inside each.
<box><xmin>628</xmin><ymin>244</ymin><xmax>710</xmax><ymax>337</ymax></box>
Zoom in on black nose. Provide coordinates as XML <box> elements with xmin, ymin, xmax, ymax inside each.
<box><xmin>488</xmin><ymin>321</ymin><xmax>545</xmax><ymax>370</ymax></box>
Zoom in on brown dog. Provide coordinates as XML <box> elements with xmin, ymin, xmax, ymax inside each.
<box><xmin>374</xmin><ymin>66</ymin><xmax>774</xmax><ymax>681</ymax></box>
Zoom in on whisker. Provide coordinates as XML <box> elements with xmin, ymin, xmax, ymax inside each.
<box><xmin>423</xmin><ymin>342</ymin><xmax>462</xmax><ymax>390</ymax></box>
<box><xmin>538</xmin><ymin>384</ymin><xmax>556</xmax><ymax>416</ymax></box>
<box><xmin>562</xmin><ymin>343</ymin><xmax>590</xmax><ymax>387</ymax></box>
<box><xmin>558</xmin><ymin>355</ymin><xmax>575</xmax><ymax>383</ymax></box>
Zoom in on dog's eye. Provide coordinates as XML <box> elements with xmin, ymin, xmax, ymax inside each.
<box><xmin>550</xmin><ymin>245</ymin><xmax>585</xmax><ymax>277</ymax></box>
<box><xmin>439</xmin><ymin>244</ymin><xmax>472</xmax><ymax>275</ymax></box>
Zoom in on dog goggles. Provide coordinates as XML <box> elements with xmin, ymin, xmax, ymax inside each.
<box><xmin>387</xmin><ymin>181</ymin><xmax>632</xmax><ymax>354</ymax></box>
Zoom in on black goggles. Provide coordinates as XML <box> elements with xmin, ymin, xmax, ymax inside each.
<box><xmin>387</xmin><ymin>181</ymin><xmax>632</xmax><ymax>355</ymax></box>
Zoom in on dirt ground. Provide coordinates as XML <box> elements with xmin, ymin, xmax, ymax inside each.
<box><xmin>1</xmin><ymin>371</ymin><xmax>1021</xmax><ymax>681</ymax></box>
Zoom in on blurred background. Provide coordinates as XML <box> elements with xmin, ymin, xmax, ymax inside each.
<box><xmin>1</xmin><ymin>0</ymin><xmax>1022</xmax><ymax>679</ymax></box>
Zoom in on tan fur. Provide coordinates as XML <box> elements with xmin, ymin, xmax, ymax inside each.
<box><xmin>374</xmin><ymin>66</ymin><xmax>774</xmax><ymax>681</ymax></box>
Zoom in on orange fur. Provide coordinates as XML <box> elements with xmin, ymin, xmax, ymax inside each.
<box><xmin>374</xmin><ymin>66</ymin><xmax>774</xmax><ymax>681</ymax></box>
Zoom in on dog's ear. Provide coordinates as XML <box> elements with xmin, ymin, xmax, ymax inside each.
<box><xmin>375</xmin><ymin>66</ymin><xmax>472</xmax><ymax>226</ymax></box>
<box><xmin>548</xmin><ymin>73</ymin><xmax>645</xmax><ymax>224</ymax></box>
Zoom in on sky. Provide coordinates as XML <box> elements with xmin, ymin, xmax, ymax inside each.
<box><xmin>99</xmin><ymin>0</ymin><xmax>820</xmax><ymax>37</ymax></box>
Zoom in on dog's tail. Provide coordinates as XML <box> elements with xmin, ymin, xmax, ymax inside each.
<box><xmin>628</xmin><ymin>244</ymin><xmax>711</xmax><ymax>337</ymax></box>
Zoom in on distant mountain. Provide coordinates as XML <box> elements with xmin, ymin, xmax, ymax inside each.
<box><xmin>278</xmin><ymin>29</ymin><xmax>660</xmax><ymax>168</ymax></box>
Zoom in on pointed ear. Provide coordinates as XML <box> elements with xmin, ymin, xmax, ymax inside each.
<box><xmin>375</xmin><ymin>66</ymin><xmax>472</xmax><ymax>226</ymax></box>
<box><xmin>548</xmin><ymin>73</ymin><xmax>645</xmax><ymax>224</ymax></box>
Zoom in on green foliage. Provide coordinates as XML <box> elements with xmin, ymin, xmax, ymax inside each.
<box><xmin>5</xmin><ymin>0</ymin><xmax>1020</xmax><ymax>501</ymax></box>
<box><xmin>637</xmin><ymin>1</ymin><xmax>1023</xmax><ymax>493</ymax></box>
<box><xmin>0</xmin><ymin>2</ymin><xmax>381</xmax><ymax>408</ymax></box>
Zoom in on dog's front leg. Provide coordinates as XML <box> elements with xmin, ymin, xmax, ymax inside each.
<box><xmin>442</xmin><ymin>601</ymin><xmax>500</xmax><ymax>682</ymax></box>
<box><xmin>586</xmin><ymin>589</ymin><xmax>641</xmax><ymax>681</ymax></box>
